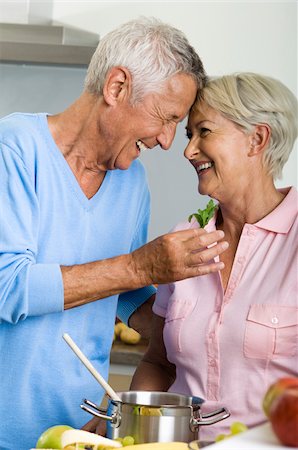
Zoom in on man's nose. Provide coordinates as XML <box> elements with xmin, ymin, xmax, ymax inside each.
<box><xmin>157</xmin><ymin>124</ymin><xmax>177</xmax><ymax>150</ymax></box>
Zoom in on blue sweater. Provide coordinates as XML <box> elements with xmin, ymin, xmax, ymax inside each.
<box><xmin>0</xmin><ymin>113</ymin><xmax>155</xmax><ymax>450</ymax></box>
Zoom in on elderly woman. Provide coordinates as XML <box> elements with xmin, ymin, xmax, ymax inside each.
<box><xmin>131</xmin><ymin>72</ymin><xmax>298</xmax><ymax>440</ymax></box>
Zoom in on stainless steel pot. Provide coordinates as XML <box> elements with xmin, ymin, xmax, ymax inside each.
<box><xmin>81</xmin><ymin>391</ymin><xmax>230</xmax><ymax>444</ymax></box>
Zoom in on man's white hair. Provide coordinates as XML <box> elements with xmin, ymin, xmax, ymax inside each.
<box><xmin>84</xmin><ymin>16</ymin><xmax>206</xmax><ymax>103</ymax></box>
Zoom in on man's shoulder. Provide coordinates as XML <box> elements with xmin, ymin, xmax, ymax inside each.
<box><xmin>0</xmin><ymin>112</ymin><xmax>39</xmax><ymax>131</ymax></box>
<box><xmin>0</xmin><ymin>113</ymin><xmax>45</xmax><ymax>160</ymax></box>
<box><xmin>0</xmin><ymin>112</ymin><xmax>41</xmax><ymax>144</ymax></box>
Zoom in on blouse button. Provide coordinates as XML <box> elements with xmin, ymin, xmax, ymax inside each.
<box><xmin>271</xmin><ymin>316</ymin><xmax>279</xmax><ymax>324</ymax></box>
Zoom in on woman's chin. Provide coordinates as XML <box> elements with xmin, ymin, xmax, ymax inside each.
<box><xmin>198</xmin><ymin>185</ymin><xmax>210</xmax><ymax>196</ymax></box>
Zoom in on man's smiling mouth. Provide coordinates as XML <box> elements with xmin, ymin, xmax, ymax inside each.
<box><xmin>136</xmin><ymin>140</ymin><xmax>149</xmax><ymax>152</ymax></box>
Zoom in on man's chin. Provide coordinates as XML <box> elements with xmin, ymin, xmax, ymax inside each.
<box><xmin>115</xmin><ymin>159</ymin><xmax>134</xmax><ymax>171</ymax></box>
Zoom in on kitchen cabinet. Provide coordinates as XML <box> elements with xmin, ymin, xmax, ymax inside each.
<box><xmin>100</xmin><ymin>339</ymin><xmax>148</xmax><ymax>406</ymax></box>
<box><xmin>110</xmin><ymin>339</ymin><xmax>148</xmax><ymax>367</ymax></box>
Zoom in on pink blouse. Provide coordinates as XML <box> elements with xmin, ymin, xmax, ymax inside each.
<box><xmin>153</xmin><ymin>187</ymin><xmax>298</xmax><ymax>440</ymax></box>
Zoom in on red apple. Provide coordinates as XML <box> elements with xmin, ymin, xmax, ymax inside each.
<box><xmin>269</xmin><ymin>387</ymin><xmax>298</xmax><ymax>447</ymax></box>
<box><xmin>263</xmin><ymin>378</ymin><xmax>298</xmax><ymax>447</ymax></box>
<box><xmin>263</xmin><ymin>377</ymin><xmax>298</xmax><ymax>417</ymax></box>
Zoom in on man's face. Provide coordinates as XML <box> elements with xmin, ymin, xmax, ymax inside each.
<box><xmin>101</xmin><ymin>73</ymin><xmax>198</xmax><ymax>170</ymax></box>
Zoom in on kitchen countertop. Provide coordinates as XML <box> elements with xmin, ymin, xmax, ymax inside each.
<box><xmin>110</xmin><ymin>339</ymin><xmax>148</xmax><ymax>366</ymax></box>
<box><xmin>29</xmin><ymin>423</ymin><xmax>291</xmax><ymax>450</ymax></box>
<box><xmin>205</xmin><ymin>422</ymin><xmax>291</xmax><ymax>449</ymax></box>
<box><xmin>110</xmin><ymin>342</ymin><xmax>294</xmax><ymax>449</ymax></box>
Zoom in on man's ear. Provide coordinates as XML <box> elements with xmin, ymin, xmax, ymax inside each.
<box><xmin>248</xmin><ymin>124</ymin><xmax>271</xmax><ymax>157</ymax></box>
<box><xmin>103</xmin><ymin>66</ymin><xmax>132</xmax><ymax>106</ymax></box>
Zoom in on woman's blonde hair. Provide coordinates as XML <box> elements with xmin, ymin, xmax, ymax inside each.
<box><xmin>196</xmin><ymin>73</ymin><xmax>297</xmax><ymax>179</ymax></box>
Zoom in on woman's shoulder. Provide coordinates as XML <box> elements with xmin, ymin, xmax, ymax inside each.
<box><xmin>171</xmin><ymin>217</ymin><xmax>201</xmax><ymax>233</ymax></box>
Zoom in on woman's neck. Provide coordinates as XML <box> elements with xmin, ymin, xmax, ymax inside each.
<box><xmin>216</xmin><ymin>178</ymin><xmax>285</xmax><ymax>236</ymax></box>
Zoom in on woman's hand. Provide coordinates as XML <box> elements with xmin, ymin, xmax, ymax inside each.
<box><xmin>81</xmin><ymin>416</ymin><xmax>107</xmax><ymax>435</ymax></box>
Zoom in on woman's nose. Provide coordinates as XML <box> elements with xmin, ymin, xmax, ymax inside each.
<box><xmin>184</xmin><ymin>141</ymin><xmax>199</xmax><ymax>160</ymax></box>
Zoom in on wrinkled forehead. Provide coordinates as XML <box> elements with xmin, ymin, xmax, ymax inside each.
<box><xmin>188</xmin><ymin>99</ymin><xmax>211</xmax><ymax>124</ymax></box>
<box><xmin>153</xmin><ymin>73</ymin><xmax>198</xmax><ymax>119</ymax></box>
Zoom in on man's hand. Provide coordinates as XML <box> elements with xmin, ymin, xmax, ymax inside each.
<box><xmin>63</xmin><ymin>229</ymin><xmax>227</xmax><ymax>310</ymax></box>
<box><xmin>130</xmin><ymin>228</ymin><xmax>228</xmax><ymax>286</ymax></box>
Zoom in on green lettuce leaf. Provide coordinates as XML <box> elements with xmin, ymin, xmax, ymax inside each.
<box><xmin>188</xmin><ymin>199</ymin><xmax>217</xmax><ymax>228</ymax></box>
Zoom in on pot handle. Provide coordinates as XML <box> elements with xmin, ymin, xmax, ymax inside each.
<box><xmin>80</xmin><ymin>398</ymin><xmax>118</xmax><ymax>424</ymax></box>
<box><xmin>191</xmin><ymin>407</ymin><xmax>230</xmax><ymax>429</ymax></box>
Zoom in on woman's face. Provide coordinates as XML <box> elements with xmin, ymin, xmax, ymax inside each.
<box><xmin>184</xmin><ymin>101</ymin><xmax>252</xmax><ymax>201</ymax></box>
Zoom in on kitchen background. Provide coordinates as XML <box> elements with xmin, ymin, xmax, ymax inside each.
<box><xmin>0</xmin><ymin>0</ymin><xmax>297</xmax><ymax>394</ymax></box>
<box><xmin>0</xmin><ymin>0</ymin><xmax>297</xmax><ymax>242</ymax></box>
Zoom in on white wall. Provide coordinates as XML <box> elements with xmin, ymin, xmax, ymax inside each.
<box><xmin>3</xmin><ymin>0</ymin><xmax>296</xmax><ymax>239</ymax></box>
<box><xmin>51</xmin><ymin>1</ymin><xmax>297</xmax><ymax>239</ymax></box>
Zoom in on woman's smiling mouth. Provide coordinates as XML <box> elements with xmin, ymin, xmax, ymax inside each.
<box><xmin>193</xmin><ymin>160</ymin><xmax>214</xmax><ymax>175</ymax></box>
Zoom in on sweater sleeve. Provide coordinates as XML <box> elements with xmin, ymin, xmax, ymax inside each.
<box><xmin>0</xmin><ymin>143</ymin><xmax>64</xmax><ymax>324</ymax></box>
<box><xmin>117</xmin><ymin>285</ymin><xmax>157</xmax><ymax>325</ymax></box>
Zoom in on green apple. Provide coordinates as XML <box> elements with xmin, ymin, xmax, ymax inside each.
<box><xmin>36</xmin><ymin>425</ymin><xmax>73</xmax><ymax>449</ymax></box>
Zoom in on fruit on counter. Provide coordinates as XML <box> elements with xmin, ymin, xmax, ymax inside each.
<box><xmin>214</xmin><ymin>421</ymin><xmax>248</xmax><ymax>442</ymax></box>
<box><xmin>35</xmin><ymin>426</ymin><xmax>123</xmax><ymax>449</ymax></box>
<box><xmin>214</xmin><ymin>433</ymin><xmax>229</xmax><ymax>442</ymax></box>
<box><xmin>30</xmin><ymin>445</ymin><xmax>187</xmax><ymax>450</ymax></box>
<box><xmin>118</xmin><ymin>443</ymin><xmax>188</xmax><ymax>449</ymax></box>
<box><xmin>61</xmin><ymin>429</ymin><xmax>122</xmax><ymax>448</ymax></box>
<box><xmin>120</xmin><ymin>327</ymin><xmax>141</xmax><ymax>345</ymax></box>
<box><xmin>114</xmin><ymin>322</ymin><xmax>141</xmax><ymax>345</ymax></box>
<box><xmin>115</xmin><ymin>436</ymin><xmax>135</xmax><ymax>446</ymax></box>
<box><xmin>269</xmin><ymin>388</ymin><xmax>298</xmax><ymax>447</ymax></box>
<box><xmin>263</xmin><ymin>377</ymin><xmax>298</xmax><ymax>447</ymax></box>
<box><xmin>262</xmin><ymin>377</ymin><xmax>298</xmax><ymax>417</ymax></box>
<box><xmin>36</xmin><ymin>425</ymin><xmax>74</xmax><ymax>449</ymax></box>
<box><xmin>229</xmin><ymin>421</ymin><xmax>248</xmax><ymax>434</ymax></box>
<box><xmin>30</xmin><ymin>446</ymin><xmax>187</xmax><ymax>450</ymax></box>
<box><xmin>114</xmin><ymin>322</ymin><xmax>127</xmax><ymax>337</ymax></box>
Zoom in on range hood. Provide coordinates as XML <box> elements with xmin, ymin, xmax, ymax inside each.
<box><xmin>0</xmin><ymin>22</ymin><xmax>99</xmax><ymax>66</ymax></box>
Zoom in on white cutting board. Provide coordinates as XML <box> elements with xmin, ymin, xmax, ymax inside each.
<box><xmin>206</xmin><ymin>422</ymin><xmax>296</xmax><ymax>449</ymax></box>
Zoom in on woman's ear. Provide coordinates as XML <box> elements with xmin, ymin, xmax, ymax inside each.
<box><xmin>248</xmin><ymin>124</ymin><xmax>271</xmax><ymax>157</ymax></box>
<box><xmin>103</xmin><ymin>66</ymin><xmax>132</xmax><ymax>106</ymax></box>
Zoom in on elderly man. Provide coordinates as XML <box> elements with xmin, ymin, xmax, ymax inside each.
<box><xmin>0</xmin><ymin>17</ymin><xmax>228</xmax><ymax>449</ymax></box>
